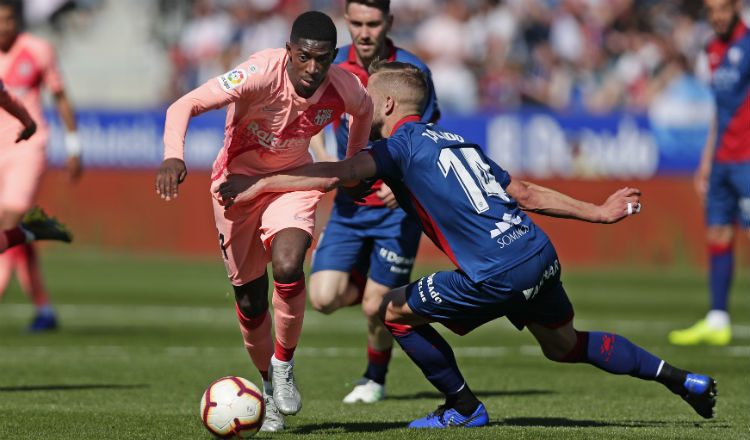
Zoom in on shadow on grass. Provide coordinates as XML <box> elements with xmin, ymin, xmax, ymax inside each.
<box><xmin>388</xmin><ymin>389</ymin><xmax>553</xmax><ymax>400</ymax></box>
<box><xmin>498</xmin><ymin>417</ymin><xmax>730</xmax><ymax>429</ymax></box>
<box><xmin>0</xmin><ymin>384</ymin><xmax>149</xmax><ymax>392</ymax></box>
<box><xmin>286</xmin><ymin>421</ymin><xmax>406</xmax><ymax>434</ymax></box>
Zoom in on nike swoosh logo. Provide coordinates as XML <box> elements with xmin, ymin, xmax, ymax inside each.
<box><xmin>447</xmin><ymin>410</ymin><xmax>484</xmax><ymax>427</ymax></box>
<box><xmin>263</xmin><ymin>107</ymin><xmax>282</xmax><ymax>112</ymax></box>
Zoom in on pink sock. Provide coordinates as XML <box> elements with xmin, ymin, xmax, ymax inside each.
<box><xmin>236</xmin><ymin>303</ymin><xmax>273</xmax><ymax>381</ymax></box>
<box><xmin>272</xmin><ymin>278</ymin><xmax>306</xmax><ymax>362</ymax></box>
<box><xmin>14</xmin><ymin>244</ymin><xmax>50</xmax><ymax>307</ymax></box>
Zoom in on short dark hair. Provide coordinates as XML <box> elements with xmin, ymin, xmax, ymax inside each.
<box><xmin>289</xmin><ymin>11</ymin><xmax>337</xmax><ymax>46</ymax></box>
<box><xmin>346</xmin><ymin>0</ymin><xmax>390</xmax><ymax>15</ymax></box>
<box><xmin>0</xmin><ymin>0</ymin><xmax>22</xmax><ymax>20</ymax></box>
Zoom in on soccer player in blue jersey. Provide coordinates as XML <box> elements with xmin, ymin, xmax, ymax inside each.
<box><xmin>215</xmin><ymin>61</ymin><xmax>718</xmax><ymax>428</ymax></box>
<box><xmin>307</xmin><ymin>0</ymin><xmax>439</xmax><ymax>403</ymax></box>
<box><xmin>669</xmin><ymin>0</ymin><xmax>749</xmax><ymax>346</ymax></box>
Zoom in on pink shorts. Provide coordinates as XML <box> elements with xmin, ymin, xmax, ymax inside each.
<box><xmin>212</xmin><ymin>189</ymin><xmax>324</xmax><ymax>286</ymax></box>
<box><xmin>0</xmin><ymin>134</ymin><xmax>46</xmax><ymax>213</ymax></box>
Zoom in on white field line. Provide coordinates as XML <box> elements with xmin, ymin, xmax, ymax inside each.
<box><xmin>1</xmin><ymin>303</ymin><xmax>748</xmax><ymax>336</ymax></box>
<box><xmin>1</xmin><ymin>344</ymin><xmax>748</xmax><ymax>359</ymax></box>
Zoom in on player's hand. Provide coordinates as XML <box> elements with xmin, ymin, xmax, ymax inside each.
<box><xmin>597</xmin><ymin>187</ymin><xmax>642</xmax><ymax>223</ymax></box>
<box><xmin>156</xmin><ymin>158</ymin><xmax>187</xmax><ymax>201</ymax></box>
<box><xmin>214</xmin><ymin>174</ymin><xmax>262</xmax><ymax>209</ymax></box>
<box><xmin>341</xmin><ymin>179</ymin><xmax>375</xmax><ymax>203</ymax></box>
<box><xmin>693</xmin><ymin>164</ymin><xmax>710</xmax><ymax>202</ymax></box>
<box><xmin>65</xmin><ymin>155</ymin><xmax>83</xmax><ymax>182</ymax></box>
<box><xmin>15</xmin><ymin>121</ymin><xmax>36</xmax><ymax>143</ymax></box>
<box><xmin>376</xmin><ymin>183</ymin><xmax>399</xmax><ymax>209</ymax></box>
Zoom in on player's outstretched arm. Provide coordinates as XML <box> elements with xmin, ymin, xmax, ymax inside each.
<box><xmin>214</xmin><ymin>152</ymin><xmax>378</xmax><ymax>209</ymax></box>
<box><xmin>507</xmin><ymin>179</ymin><xmax>642</xmax><ymax>224</ymax></box>
<box><xmin>0</xmin><ymin>86</ymin><xmax>36</xmax><ymax>142</ymax></box>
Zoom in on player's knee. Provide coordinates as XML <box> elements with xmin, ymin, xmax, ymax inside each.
<box><xmin>309</xmin><ymin>293</ymin><xmax>338</xmax><ymax>315</ymax></box>
<box><xmin>361</xmin><ymin>295</ymin><xmax>381</xmax><ymax>319</ymax></box>
<box><xmin>271</xmin><ymin>260</ymin><xmax>304</xmax><ymax>284</ymax></box>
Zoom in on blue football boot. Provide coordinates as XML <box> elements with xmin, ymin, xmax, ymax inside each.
<box><xmin>27</xmin><ymin>312</ymin><xmax>58</xmax><ymax>333</ymax></box>
<box><xmin>681</xmin><ymin>374</ymin><xmax>717</xmax><ymax>419</ymax></box>
<box><xmin>408</xmin><ymin>403</ymin><xmax>488</xmax><ymax>428</ymax></box>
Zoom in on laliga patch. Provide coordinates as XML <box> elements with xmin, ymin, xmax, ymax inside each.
<box><xmin>217</xmin><ymin>68</ymin><xmax>247</xmax><ymax>92</ymax></box>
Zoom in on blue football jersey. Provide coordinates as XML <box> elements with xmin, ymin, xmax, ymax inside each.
<box><xmin>369</xmin><ymin>118</ymin><xmax>551</xmax><ymax>282</ymax></box>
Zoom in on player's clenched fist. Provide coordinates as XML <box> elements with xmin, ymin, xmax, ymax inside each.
<box><xmin>598</xmin><ymin>187</ymin><xmax>642</xmax><ymax>224</ymax></box>
<box><xmin>156</xmin><ymin>158</ymin><xmax>187</xmax><ymax>201</ymax></box>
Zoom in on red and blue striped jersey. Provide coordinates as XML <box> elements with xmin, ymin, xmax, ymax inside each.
<box><xmin>703</xmin><ymin>21</ymin><xmax>750</xmax><ymax>163</ymax></box>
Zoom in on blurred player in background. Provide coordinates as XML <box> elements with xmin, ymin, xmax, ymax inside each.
<box><xmin>669</xmin><ymin>0</ymin><xmax>749</xmax><ymax>346</ymax></box>
<box><xmin>216</xmin><ymin>61</ymin><xmax>718</xmax><ymax>428</ymax></box>
<box><xmin>156</xmin><ymin>11</ymin><xmax>372</xmax><ymax>432</ymax></box>
<box><xmin>307</xmin><ymin>0</ymin><xmax>439</xmax><ymax>403</ymax></box>
<box><xmin>0</xmin><ymin>0</ymin><xmax>82</xmax><ymax>332</ymax></box>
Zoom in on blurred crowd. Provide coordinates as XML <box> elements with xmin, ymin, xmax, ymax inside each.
<box><xmin>34</xmin><ymin>0</ymin><xmax>750</xmax><ymax>113</ymax></box>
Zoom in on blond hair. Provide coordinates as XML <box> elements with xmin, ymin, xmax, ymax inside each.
<box><xmin>368</xmin><ymin>60</ymin><xmax>428</xmax><ymax>115</ymax></box>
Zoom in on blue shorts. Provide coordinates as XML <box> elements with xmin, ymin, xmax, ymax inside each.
<box><xmin>706</xmin><ymin>161</ymin><xmax>750</xmax><ymax>228</ymax></box>
<box><xmin>311</xmin><ymin>203</ymin><xmax>422</xmax><ymax>288</ymax></box>
<box><xmin>405</xmin><ymin>241</ymin><xmax>573</xmax><ymax>335</ymax></box>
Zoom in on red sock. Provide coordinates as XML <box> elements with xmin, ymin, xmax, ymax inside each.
<box><xmin>272</xmin><ymin>278</ymin><xmax>306</xmax><ymax>362</ymax></box>
<box><xmin>2</xmin><ymin>228</ymin><xmax>27</xmax><ymax>251</ymax></box>
<box><xmin>14</xmin><ymin>244</ymin><xmax>49</xmax><ymax>307</ymax></box>
<box><xmin>236</xmin><ymin>303</ymin><xmax>273</xmax><ymax>380</ymax></box>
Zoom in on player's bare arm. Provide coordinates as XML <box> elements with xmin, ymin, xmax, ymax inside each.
<box><xmin>53</xmin><ymin>90</ymin><xmax>83</xmax><ymax>181</ymax></box>
<box><xmin>309</xmin><ymin>131</ymin><xmax>336</xmax><ymax>162</ymax></box>
<box><xmin>507</xmin><ymin>179</ymin><xmax>642</xmax><ymax>224</ymax></box>
<box><xmin>215</xmin><ymin>152</ymin><xmax>377</xmax><ymax>209</ymax></box>
<box><xmin>694</xmin><ymin>116</ymin><xmax>716</xmax><ymax>201</ymax></box>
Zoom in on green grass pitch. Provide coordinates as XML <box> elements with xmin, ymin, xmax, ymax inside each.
<box><xmin>0</xmin><ymin>248</ymin><xmax>747</xmax><ymax>439</ymax></box>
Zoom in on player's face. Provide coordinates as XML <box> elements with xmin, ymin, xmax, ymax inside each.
<box><xmin>345</xmin><ymin>3</ymin><xmax>392</xmax><ymax>65</ymax></box>
<box><xmin>285</xmin><ymin>39</ymin><xmax>337</xmax><ymax>98</ymax></box>
<box><xmin>704</xmin><ymin>0</ymin><xmax>739</xmax><ymax>40</ymax></box>
<box><xmin>0</xmin><ymin>6</ymin><xmax>19</xmax><ymax>50</ymax></box>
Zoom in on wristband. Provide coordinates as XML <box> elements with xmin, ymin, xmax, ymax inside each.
<box><xmin>64</xmin><ymin>131</ymin><xmax>82</xmax><ymax>157</ymax></box>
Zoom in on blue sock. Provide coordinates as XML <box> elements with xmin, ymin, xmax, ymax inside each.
<box><xmin>581</xmin><ymin>331</ymin><xmax>663</xmax><ymax>379</ymax></box>
<box><xmin>384</xmin><ymin>321</ymin><xmax>465</xmax><ymax>394</ymax></box>
<box><xmin>708</xmin><ymin>244</ymin><xmax>733</xmax><ymax>311</ymax></box>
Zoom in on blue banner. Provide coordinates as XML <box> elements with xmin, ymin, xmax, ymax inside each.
<box><xmin>45</xmin><ymin>105</ymin><xmax>710</xmax><ymax>178</ymax></box>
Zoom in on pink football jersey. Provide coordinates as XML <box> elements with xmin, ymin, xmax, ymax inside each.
<box><xmin>0</xmin><ymin>33</ymin><xmax>63</xmax><ymax>147</ymax></box>
<box><xmin>164</xmin><ymin>48</ymin><xmax>373</xmax><ymax>178</ymax></box>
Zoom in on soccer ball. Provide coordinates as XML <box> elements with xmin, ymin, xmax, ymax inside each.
<box><xmin>200</xmin><ymin>376</ymin><xmax>265</xmax><ymax>438</ymax></box>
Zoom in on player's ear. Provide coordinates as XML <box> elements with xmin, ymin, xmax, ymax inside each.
<box><xmin>285</xmin><ymin>42</ymin><xmax>293</xmax><ymax>57</ymax></box>
<box><xmin>332</xmin><ymin>48</ymin><xmax>338</xmax><ymax>61</ymax></box>
<box><xmin>384</xmin><ymin>96</ymin><xmax>395</xmax><ymax>115</ymax></box>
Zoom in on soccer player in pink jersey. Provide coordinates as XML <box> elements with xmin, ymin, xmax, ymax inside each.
<box><xmin>0</xmin><ymin>0</ymin><xmax>82</xmax><ymax>333</ymax></box>
<box><xmin>156</xmin><ymin>11</ymin><xmax>373</xmax><ymax>432</ymax></box>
